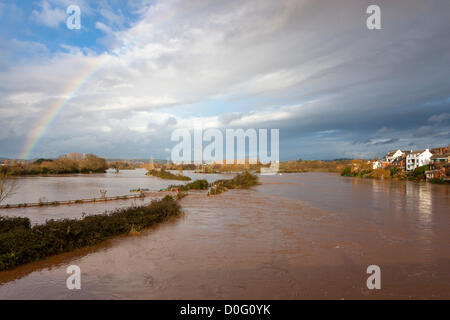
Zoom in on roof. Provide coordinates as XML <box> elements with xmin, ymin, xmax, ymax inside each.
<box><xmin>386</xmin><ymin>149</ymin><xmax>402</xmax><ymax>157</ymax></box>
<box><xmin>408</xmin><ymin>150</ymin><xmax>425</xmax><ymax>156</ymax></box>
<box><xmin>431</xmin><ymin>153</ymin><xmax>450</xmax><ymax>159</ymax></box>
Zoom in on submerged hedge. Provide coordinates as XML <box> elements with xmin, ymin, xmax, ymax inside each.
<box><xmin>168</xmin><ymin>172</ymin><xmax>259</xmax><ymax>195</ymax></box>
<box><xmin>169</xmin><ymin>179</ymin><xmax>209</xmax><ymax>191</ymax></box>
<box><xmin>209</xmin><ymin>171</ymin><xmax>259</xmax><ymax>195</ymax></box>
<box><xmin>0</xmin><ymin>196</ymin><xmax>181</xmax><ymax>271</ymax></box>
<box><xmin>146</xmin><ymin>168</ymin><xmax>191</xmax><ymax>181</ymax></box>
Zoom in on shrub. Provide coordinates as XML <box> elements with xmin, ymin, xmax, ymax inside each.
<box><xmin>0</xmin><ymin>217</ymin><xmax>31</xmax><ymax>234</ymax></box>
<box><xmin>408</xmin><ymin>165</ymin><xmax>430</xmax><ymax>181</ymax></box>
<box><xmin>390</xmin><ymin>167</ymin><xmax>400</xmax><ymax>176</ymax></box>
<box><xmin>341</xmin><ymin>167</ymin><xmax>352</xmax><ymax>176</ymax></box>
<box><xmin>360</xmin><ymin>169</ymin><xmax>373</xmax><ymax>176</ymax></box>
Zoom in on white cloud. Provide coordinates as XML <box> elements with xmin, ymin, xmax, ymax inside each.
<box><xmin>99</xmin><ymin>5</ymin><xmax>125</xmax><ymax>27</ymax></box>
<box><xmin>95</xmin><ymin>21</ymin><xmax>113</xmax><ymax>34</ymax></box>
<box><xmin>428</xmin><ymin>113</ymin><xmax>450</xmax><ymax>123</ymax></box>
<box><xmin>31</xmin><ymin>0</ymin><xmax>66</xmax><ymax>28</ymax></box>
<box><xmin>376</xmin><ymin>127</ymin><xmax>392</xmax><ymax>134</ymax></box>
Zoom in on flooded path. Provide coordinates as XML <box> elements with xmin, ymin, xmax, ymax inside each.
<box><xmin>1</xmin><ymin>169</ymin><xmax>231</xmax><ymax>225</ymax></box>
<box><xmin>0</xmin><ymin>173</ymin><xmax>449</xmax><ymax>299</ymax></box>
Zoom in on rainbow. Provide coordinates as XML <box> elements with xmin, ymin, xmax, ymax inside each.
<box><xmin>19</xmin><ymin>55</ymin><xmax>110</xmax><ymax>160</ymax></box>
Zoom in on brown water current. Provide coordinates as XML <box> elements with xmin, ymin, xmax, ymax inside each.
<box><xmin>0</xmin><ymin>172</ymin><xmax>449</xmax><ymax>299</ymax></box>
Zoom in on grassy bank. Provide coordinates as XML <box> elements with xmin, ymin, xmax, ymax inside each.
<box><xmin>146</xmin><ymin>168</ymin><xmax>191</xmax><ymax>181</ymax></box>
<box><xmin>0</xmin><ymin>196</ymin><xmax>181</xmax><ymax>271</ymax></box>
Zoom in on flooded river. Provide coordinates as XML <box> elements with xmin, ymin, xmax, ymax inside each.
<box><xmin>0</xmin><ymin>172</ymin><xmax>449</xmax><ymax>299</ymax></box>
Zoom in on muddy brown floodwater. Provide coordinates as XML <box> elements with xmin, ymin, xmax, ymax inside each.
<box><xmin>0</xmin><ymin>173</ymin><xmax>449</xmax><ymax>299</ymax></box>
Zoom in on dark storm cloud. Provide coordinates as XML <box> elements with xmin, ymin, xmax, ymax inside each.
<box><xmin>353</xmin><ymin>138</ymin><xmax>400</xmax><ymax>146</ymax></box>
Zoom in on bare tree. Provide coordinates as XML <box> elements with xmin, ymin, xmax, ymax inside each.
<box><xmin>0</xmin><ymin>173</ymin><xmax>17</xmax><ymax>204</ymax></box>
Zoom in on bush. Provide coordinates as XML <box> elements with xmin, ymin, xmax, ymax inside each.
<box><xmin>0</xmin><ymin>217</ymin><xmax>31</xmax><ymax>234</ymax></box>
<box><xmin>341</xmin><ymin>167</ymin><xmax>352</xmax><ymax>176</ymax></box>
<box><xmin>360</xmin><ymin>169</ymin><xmax>373</xmax><ymax>176</ymax></box>
<box><xmin>412</xmin><ymin>165</ymin><xmax>429</xmax><ymax>176</ymax></box>
<box><xmin>390</xmin><ymin>167</ymin><xmax>400</xmax><ymax>176</ymax></box>
<box><xmin>408</xmin><ymin>165</ymin><xmax>430</xmax><ymax>181</ymax></box>
<box><xmin>0</xmin><ymin>196</ymin><xmax>181</xmax><ymax>271</ymax></box>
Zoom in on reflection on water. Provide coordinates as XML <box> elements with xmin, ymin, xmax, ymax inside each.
<box><xmin>405</xmin><ymin>182</ymin><xmax>433</xmax><ymax>225</ymax></box>
<box><xmin>0</xmin><ymin>173</ymin><xmax>449</xmax><ymax>299</ymax></box>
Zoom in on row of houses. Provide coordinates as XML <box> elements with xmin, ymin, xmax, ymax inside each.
<box><xmin>372</xmin><ymin>144</ymin><xmax>450</xmax><ymax>180</ymax></box>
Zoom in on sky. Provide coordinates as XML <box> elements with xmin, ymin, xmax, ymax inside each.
<box><xmin>0</xmin><ymin>0</ymin><xmax>449</xmax><ymax>161</ymax></box>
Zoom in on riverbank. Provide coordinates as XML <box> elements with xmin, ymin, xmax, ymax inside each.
<box><xmin>341</xmin><ymin>165</ymin><xmax>450</xmax><ymax>184</ymax></box>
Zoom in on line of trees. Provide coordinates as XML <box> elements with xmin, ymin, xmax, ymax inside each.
<box><xmin>1</xmin><ymin>153</ymin><xmax>108</xmax><ymax>176</ymax></box>
<box><xmin>277</xmin><ymin>159</ymin><xmax>351</xmax><ymax>173</ymax></box>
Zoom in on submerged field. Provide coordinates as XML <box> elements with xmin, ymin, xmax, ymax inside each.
<box><xmin>0</xmin><ymin>172</ymin><xmax>258</xmax><ymax>271</ymax></box>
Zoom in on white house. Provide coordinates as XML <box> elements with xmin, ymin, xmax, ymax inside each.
<box><xmin>406</xmin><ymin>149</ymin><xmax>433</xmax><ymax>171</ymax></box>
<box><xmin>384</xmin><ymin>149</ymin><xmax>404</xmax><ymax>163</ymax></box>
<box><xmin>372</xmin><ymin>160</ymin><xmax>382</xmax><ymax>169</ymax></box>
